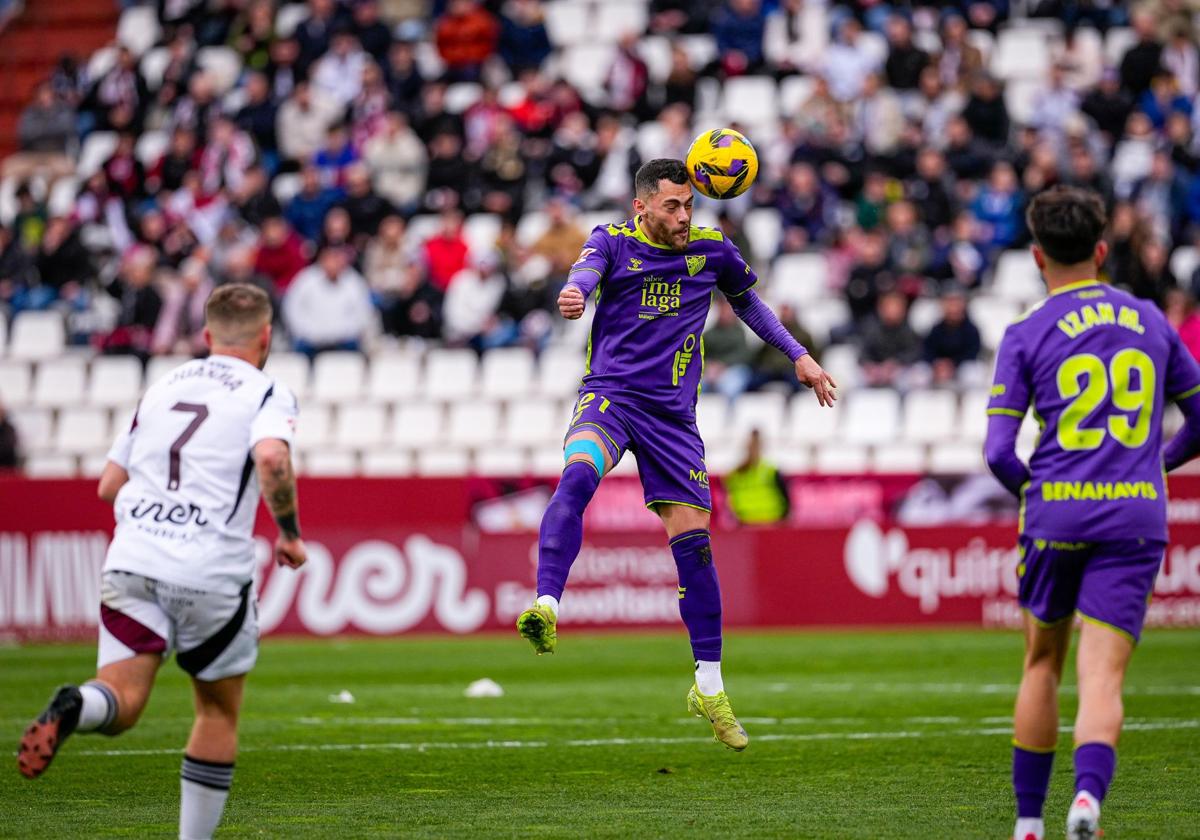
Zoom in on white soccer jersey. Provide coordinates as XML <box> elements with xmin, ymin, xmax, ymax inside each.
<box><xmin>104</xmin><ymin>354</ymin><xmax>298</xmax><ymax>595</ymax></box>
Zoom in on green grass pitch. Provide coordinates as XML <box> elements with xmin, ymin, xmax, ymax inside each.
<box><xmin>2</xmin><ymin>628</ymin><xmax>1198</xmax><ymax>838</ymax></box>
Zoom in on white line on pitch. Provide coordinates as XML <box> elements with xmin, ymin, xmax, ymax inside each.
<box><xmin>72</xmin><ymin>719</ymin><xmax>1200</xmax><ymax>758</ymax></box>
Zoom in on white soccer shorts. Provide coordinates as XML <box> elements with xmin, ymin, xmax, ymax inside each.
<box><xmin>97</xmin><ymin>571</ymin><xmax>259</xmax><ymax>682</ymax></box>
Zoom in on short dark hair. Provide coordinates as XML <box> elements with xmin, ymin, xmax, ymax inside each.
<box><xmin>1026</xmin><ymin>185</ymin><xmax>1107</xmax><ymax>266</ymax></box>
<box><xmin>635</xmin><ymin>159</ymin><xmax>689</xmax><ymax>199</ymax></box>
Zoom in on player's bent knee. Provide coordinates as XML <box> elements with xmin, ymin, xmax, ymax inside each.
<box><xmin>563</xmin><ymin>433</ymin><xmax>610</xmax><ymax>476</ymax></box>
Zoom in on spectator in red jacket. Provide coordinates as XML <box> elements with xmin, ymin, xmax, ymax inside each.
<box><xmin>254</xmin><ymin>215</ymin><xmax>309</xmax><ymax>293</ymax></box>
<box><xmin>435</xmin><ymin>0</ymin><xmax>499</xmax><ymax>82</ymax></box>
<box><xmin>423</xmin><ymin>209</ymin><xmax>471</xmax><ymax>292</ymax></box>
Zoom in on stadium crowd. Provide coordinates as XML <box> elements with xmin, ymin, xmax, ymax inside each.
<box><xmin>3</xmin><ymin>0</ymin><xmax>1200</xmax><ymax>430</ymax></box>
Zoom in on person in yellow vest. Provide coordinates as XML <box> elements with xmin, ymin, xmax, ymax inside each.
<box><xmin>724</xmin><ymin>429</ymin><xmax>790</xmax><ymax>525</ymax></box>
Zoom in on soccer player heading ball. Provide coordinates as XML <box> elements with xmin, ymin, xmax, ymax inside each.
<box><xmin>985</xmin><ymin>186</ymin><xmax>1200</xmax><ymax>840</ymax></box>
<box><xmin>516</xmin><ymin>159</ymin><xmax>836</xmax><ymax>750</ymax></box>
<box><xmin>17</xmin><ymin>285</ymin><xmax>307</xmax><ymax>840</ymax></box>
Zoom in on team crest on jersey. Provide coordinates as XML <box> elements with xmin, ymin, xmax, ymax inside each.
<box><xmin>627</xmin><ymin>257</ymin><xmax>644</xmax><ymax>271</ymax></box>
<box><xmin>685</xmin><ymin>255</ymin><xmax>706</xmax><ymax>276</ymax></box>
<box><xmin>573</xmin><ymin>247</ymin><xmax>596</xmax><ymax>265</ymax></box>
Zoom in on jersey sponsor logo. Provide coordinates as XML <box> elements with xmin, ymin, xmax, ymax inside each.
<box><xmin>991</xmin><ymin>384</ymin><xmax>1007</xmax><ymax>397</ymax></box>
<box><xmin>573</xmin><ymin>247</ymin><xmax>597</xmax><ymax>265</ymax></box>
<box><xmin>1040</xmin><ymin>480</ymin><xmax>1159</xmax><ymax>501</ymax></box>
<box><xmin>689</xmin><ymin>468</ymin><xmax>710</xmax><ymax>488</ymax></box>
<box><xmin>627</xmin><ymin>257</ymin><xmax>644</xmax><ymax>271</ymax></box>
<box><xmin>673</xmin><ymin>334</ymin><xmax>698</xmax><ymax>385</ymax></box>
<box><xmin>129</xmin><ymin>498</ymin><xmax>210</xmax><ymax>527</ymax></box>
<box><xmin>640</xmin><ymin>275</ymin><xmax>682</xmax><ymax>318</ymax></box>
<box><xmin>685</xmin><ymin>255</ymin><xmax>706</xmax><ymax>276</ymax></box>
<box><xmin>1056</xmin><ymin>302</ymin><xmax>1145</xmax><ymax>339</ymax></box>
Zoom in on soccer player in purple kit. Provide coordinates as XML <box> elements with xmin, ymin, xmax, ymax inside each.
<box><xmin>985</xmin><ymin>186</ymin><xmax>1200</xmax><ymax>840</ymax></box>
<box><xmin>515</xmin><ymin>159</ymin><xmax>837</xmax><ymax>750</ymax></box>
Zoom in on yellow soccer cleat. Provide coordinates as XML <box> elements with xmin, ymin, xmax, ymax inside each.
<box><xmin>516</xmin><ymin>604</ymin><xmax>557</xmax><ymax>655</ymax></box>
<box><xmin>687</xmin><ymin>684</ymin><xmax>749</xmax><ymax>751</ymax></box>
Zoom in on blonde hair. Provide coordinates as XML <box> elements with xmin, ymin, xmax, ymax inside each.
<box><xmin>205</xmin><ymin>283</ymin><xmax>272</xmax><ymax>346</ymax></box>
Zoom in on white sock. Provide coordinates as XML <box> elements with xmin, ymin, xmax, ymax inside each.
<box><xmin>77</xmin><ymin>682</ymin><xmax>117</xmax><ymax>732</ymax></box>
<box><xmin>694</xmin><ymin>660</ymin><xmax>724</xmax><ymax>695</ymax></box>
<box><xmin>1014</xmin><ymin>817</ymin><xmax>1044</xmax><ymax>840</ymax></box>
<box><xmin>180</xmin><ymin>756</ymin><xmax>234</xmax><ymax>840</ymax></box>
<box><xmin>535</xmin><ymin>594</ymin><xmax>559</xmax><ymax>619</ymax></box>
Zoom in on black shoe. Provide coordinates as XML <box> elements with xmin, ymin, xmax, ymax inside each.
<box><xmin>17</xmin><ymin>685</ymin><xmax>82</xmax><ymax>779</ymax></box>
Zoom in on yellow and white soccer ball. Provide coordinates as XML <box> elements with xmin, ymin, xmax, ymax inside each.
<box><xmin>685</xmin><ymin>128</ymin><xmax>759</xmax><ymax>200</ymax></box>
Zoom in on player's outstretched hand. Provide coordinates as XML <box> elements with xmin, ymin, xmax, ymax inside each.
<box><xmin>275</xmin><ymin>535</ymin><xmax>307</xmax><ymax>569</ymax></box>
<box><xmin>795</xmin><ymin>354</ymin><xmax>838</xmax><ymax>407</ymax></box>
<box><xmin>558</xmin><ymin>285</ymin><xmax>585</xmax><ymax>320</ymax></box>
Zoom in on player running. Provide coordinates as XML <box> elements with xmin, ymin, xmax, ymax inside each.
<box><xmin>985</xmin><ymin>186</ymin><xmax>1200</xmax><ymax>840</ymax></box>
<box><xmin>17</xmin><ymin>285</ymin><xmax>306</xmax><ymax>840</ymax></box>
<box><xmin>516</xmin><ymin>159</ymin><xmax>837</xmax><ymax>750</ymax></box>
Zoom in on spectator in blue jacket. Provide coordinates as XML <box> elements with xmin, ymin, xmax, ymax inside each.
<box><xmin>711</xmin><ymin>0</ymin><xmax>768</xmax><ymax>75</ymax></box>
<box><xmin>285</xmin><ymin>165</ymin><xmax>344</xmax><ymax>242</ymax></box>
<box><xmin>499</xmin><ymin>0</ymin><xmax>553</xmax><ymax>73</ymax></box>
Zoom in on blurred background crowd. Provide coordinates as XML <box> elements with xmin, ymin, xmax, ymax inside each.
<box><xmin>2</xmin><ymin>0</ymin><xmax>1200</xmax><ymax>477</ymax></box>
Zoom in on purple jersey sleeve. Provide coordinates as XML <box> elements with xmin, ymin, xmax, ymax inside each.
<box><xmin>716</xmin><ymin>236</ymin><xmax>758</xmax><ymax>298</ymax></box>
<box><xmin>1165</xmin><ymin>324</ymin><xmax>1200</xmax><ymax>402</ymax></box>
<box><xmin>987</xmin><ymin>325</ymin><xmax>1031</xmax><ymax>418</ymax></box>
<box><xmin>565</xmin><ymin>227</ymin><xmax>613</xmax><ymax>299</ymax></box>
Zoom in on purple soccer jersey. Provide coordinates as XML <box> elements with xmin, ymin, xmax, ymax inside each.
<box><xmin>567</xmin><ymin>218</ymin><xmax>759</xmax><ymax>418</ymax></box>
<box><xmin>988</xmin><ymin>279</ymin><xmax>1200</xmax><ymax>542</ymax></box>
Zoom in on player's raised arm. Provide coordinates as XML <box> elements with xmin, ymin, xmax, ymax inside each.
<box><xmin>1162</xmin><ymin>324</ymin><xmax>1200</xmax><ymax>471</ymax></box>
<box><xmin>718</xmin><ymin>237</ymin><xmax>836</xmax><ymax>406</ymax></box>
<box><xmin>559</xmin><ymin>228</ymin><xmax>612</xmax><ymax>320</ymax></box>
<box><xmin>254</xmin><ymin>438</ymin><xmax>306</xmax><ymax>569</ymax></box>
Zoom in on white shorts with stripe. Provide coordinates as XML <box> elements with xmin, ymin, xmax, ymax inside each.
<box><xmin>98</xmin><ymin>570</ymin><xmax>259</xmax><ymax>682</ymax></box>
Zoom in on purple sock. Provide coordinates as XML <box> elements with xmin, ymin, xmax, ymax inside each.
<box><xmin>1013</xmin><ymin>746</ymin><xmax>1055</xmax><ymax>819</ymax></box>
<box><xmin>670</xmin><ymin>530</ymin><xmax>722</xmax><ymax>661</ymax></box>
<box><xmin>1074</xmin><ymin>742</ymin><xmax>1116</xmax><ymax>802</ymax></box>
<box><xmin>535</xmin><ymin>461</ymin><xmax>601</xmax><ymax>600</ymax></box>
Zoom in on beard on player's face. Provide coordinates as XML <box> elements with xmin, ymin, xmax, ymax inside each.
<box><xmin>643</xmin><ymin>203</ymin><xmax>692</xmax><ymax>250</ymax></box>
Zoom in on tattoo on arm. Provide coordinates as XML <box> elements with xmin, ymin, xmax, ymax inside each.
<box><xmin>260</xmin><ymin>452</ymin><xmax>301</xmax><ymax>539</ymax></box>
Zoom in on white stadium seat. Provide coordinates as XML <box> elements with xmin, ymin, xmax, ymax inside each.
<box><xmin>929</xmin><ymin>441</ymin><xmax>984</xmax><ymax>474</ymax></box>
<box><xmin>361</xmin><ymin>449</ymin><xmax>414</xmax><ymax>476</ymax></box>
<box><xmin>842</xmin><ymin>389</ymin><xmax>900</xmax><ymax>445</ymax></box>
<box><xmin>901</xmin><ymin>390</ymin><xmax>958</xmax><ymax>444</ymax></box>
<box><xmin>76</xmin><ymin>131</ymin><xmax>118</xmax><ymax>179</ymax></box>
<box><xmin>196</xmin><ymin>47</ymin><xmax>244</xmax><ymax>95</ymax></box>
<box><xmin>729</xmin><ymin>392</ymin><xmax>788</xmax><ymax>441</ymax></box>
<box><xmin>87</xmin><ymin>357</ymin><xmax>143</xmax><ymax>408</ymax></box>
<box><xmin>544</xmin><ymin>1</ymin><xmax>591</xmax><ymax>47</ymax></box>
<box><xmin>1103</xmin><ymin>27</ymin><xmax>1136</xmax><ymax>67</ymax></box>
<box><xmin>798</xmin><ymin>299</ymin><xmax>851</xmax><ymax>345</ymax></box>
<box><xmin>991</xmin><ymin>250</ymin><xmax>1044</xmax><ymax>305</ymax></box>
<box><xmin>145</xmin><ymin>355</ymin><xmax>190</xmax><ymax>388</ymax></box>
<box><xmin>503</xmin><ymin>400</ymin><xmax>561</xmax><ymax>446</ymax></box>
<box><xmin>991</xmin><ymin>27</ymin><xmax>1054</xmax><ymax>80</ymax></box>
<box><xmin>140</xmin><ymin>47</ymin><xmax>171</xmax><ymax>89</ymax></box>
<box><xmin>0</xmin><ymin>360</ymin><xmax>33</xmax><ymax>406</ymax></box>
<box><xmin>474</xmin><ymin>448</ymin><xmax>529</xmax><ymax>475</ymax></box>
<box><xmin>765</xmin><ymin>443</ymin><xmax>812</xmax><ymax>474</ymax></box>
<box><xmin>80</xmin><ymin>453</ymin><xmax>110</xmax><ymax>478</ymax></box>
<box><xmin>333</xmin><ymin>404</ymin><xmax>388</xmax><ymax>450</ymax></box>
<box><xmin>1171</xmin><ymin>247</ymin><xmax>1198</xmax><ymax>284</ymax></box>
<box><xmin>295</xmin><ymin>404</ymin><xmax>333</xmax><ymax>452</ymax></box>
<box><xmin>814</xmin><ymin>445</ymin><xmax>869</xmax><ymax>474</ymax></box>
<box><xmin>819</xmin><ymin>344</ymin><xmax>862</xmax><ymax>392</ymax></box>
<box><xmin>423</xmin><ymin>348</ymin><xmax>478</xmax><ymax>401</ymax></box>
<box><xmin>531</xmin><ymin>447</ymin><xmax>569</xmax><ymax>476</ymax></box>
<box><xmin>557</xmin><ymin>44</ymin><xmax>616</xmax><ymax>100</ymax></box>
<box><xmin>695</xmin><ymin>394</ymin><xmax>729</xmax><ymax>442</ymax></box>
<box><xmin>908</xmin><ymin>297</ymin><xmax>943</xmax><ymax>336</ymax></box>
<box><xmin>872</xmin><ymin>443</ymin><xmax>927</xmax><ymax>474</ymax></box>
<box><xmin>55</xmin><ymin>407</ymin><xmax>112</xmax><ymax>456</ymax></box>
<box><xmin>303</xmin><ymin>450</ymin><xmax>358</xmax><ymax>476</ymax></box>
<box><xmin>117</xmin><ymin>5</ymin><xmax>162</xmax><ymax>56</ymax></box>
<box><xmin>743</xmin><ymin>208</ymin><xmax>782</xmax><ymax>263</ymax></box>
<box><xmin>32</xmin><ymin>358</ymin><xmax>87</xmax><ymax>408</ymax></box>
<box><xmin>537</xmin><ymin>350</ymin><xmax>585</xmax><ymax>397</ymax></box>
<box><xmin>135</xmin><ymin>130</ymin><xmax>170</xmax><ymax>166</ymax></box>
<box><xmin>25</xmin><ymin>453</ymin><xmax>77</xmax><ymax>478</ymax></box>
<box><xmin>463</xmin><ymin>212</ymin><xmax>502</xmax><ymax>254</ymax></box>
<box><xmin>958</xmin><ymin>389</ymin><xmax>991</xmax><ymax>444</ymax></box>
<box><xmin>9</xmin><ymin>311</ymin><xmax>66</xmax><ymax>360</ymax></box>
<box><xmin>10</xmin><ymin>407</ymin><xmax>53</xmax><ymax>452</ymax></box>
<box><xmin>779</xmin><ymin>75</ymin><xmax>816</xmax><ymax>118</ymax></box>
<box><xmin>786</xmin><ymin>395</ymin><xmax>840</xmax><ymax>444</ymax></box>
<box><xmin>769</xmin><ymin>252</ymin><xmax>827</xmax><ymax>307</ymax></box>
<box><xmin>264</xmin><ymin>352</ymin><xmax>310</xmax><ymax>400</ymax></box>
<box><xmin>416</xmin><ymin>449</ymin><xmax>471</xmax><ymax>476</ymax></box>
<box><xmin>481</xmin><ymin>347</ymin><xmax>536</xmax><ymax>400</ymax></box>
<box><xmin>275</xmin><ymin>3</ymin><xmax>309</xmax><ymax>38</ymax></box>
<box><xmin>391</xmin><ymin>403</ymin><xmax>444</xmax><ymax>448</ymax></box>
<box><xmin>447</xmin><ymin>401</ymin><xmax>502</xmax><ymax>446</ymax></box>
<box><xmin>48</xmin><ymin>177</ymin><xmax>80</xmax><ymax>217</ymax></box>
<box><xmin>594</xmin><ymin>0</ymin><xmax>649</xmax><ymax>40</ymax></box>
<box><xmin>366</xmin><ymin>352</ymin><xmax>420</xmax><ymax>403</ymax></box>
<box><xmin>312</xmin><ymin>352</ymin><xmax>366</xmax><ymax>403</ymax></box>
<box><xmin>969</xmin><ymin>296</ymin><xmax>1021</xmax><ymax>352</ymax></box>
<box><xmin>638</xmin><ymin>35</ymin><xmax>673</xmax><ymax>81</ymax></box>
<box><xmin>721</xmin><ymin>76</ymin><xmax>778</xmax><ymax>129</ymax></box>
<box><xmin>516</xmin><ymin>211</ymin><xmax>550</xmax><ymax>247</ymax></box>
